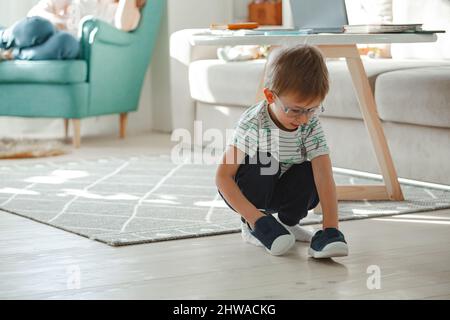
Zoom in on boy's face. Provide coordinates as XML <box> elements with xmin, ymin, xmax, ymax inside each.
<box><xmin>264</xmin><ymin>88</ymin><xmax>323</xmax><ymax>130</ymax></box>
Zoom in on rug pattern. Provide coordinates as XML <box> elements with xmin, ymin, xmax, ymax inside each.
<box><xmin>0</xmin><ymin>155</ymin><xmax>449</xmax><ymax>246</ymax></box>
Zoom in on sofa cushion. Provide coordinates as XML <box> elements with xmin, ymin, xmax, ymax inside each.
<box><xmin>189</xmin><ymin>59</ymin><xmax>266</xmax><ymax>107</ymax></box>
<box><xmin>376</xmin><ymin>66</ymin><xmax>450</xmax><ymax>129</ymax></box>
<box><xmin>190</xmin><ymin>58</ymin><xmax>450</xmax><ymax>124</ymax></box>
<box><xmin>0</xmin><ymin>60</ymin><xmax>88</xmax><ymax>84</ymax></box>
<box><xmin>324</xmin><ymin>59</ymin><xmax>450</xmax><ymax>120</ymax></box>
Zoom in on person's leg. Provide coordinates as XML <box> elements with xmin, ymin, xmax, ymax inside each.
<box><xmin>0</xmin><ymin>26</ymin><xmax>6</xmax><ymax>61</ymax></box>
<box><xmin>218</xmin><ymin>150</ymin><xmax>280</xmax><ymax>215</ymax></box>
<box><xmin>1</xmin><ymin>16</ymin><xmax>55</xmax><ymax>50</ymax></box>
<box><xmin>0</xmin><ymin>25</ymin><xmax>11</xmax><ymax>49</ymax></box>
<box><xmin>0</xmin><ymin>26</ymin><xmax>5</xmax><ymax>41</ymax></box>
<box><xmin>218</xmin><ymin>151</ymin><xmax>278</xmax><ymax>244</ymax></box>
<box><xmin>217</xmin><ymin>151</ymin><xmax>277</xmax><ymax>248</ymax></box>
<box><xmin>218</xmin><ymin>151</ymin><xmax>295</xmax><ymax>255</ymax></box>
<box><xmin>15</xmin><ymin>31</ymin><xmax>80</xmax><ymax>60</ymax></box>
<box><xmin>275</xmin><ymin>161</ymin><xmax>320</xmax><ymax>226</ymax></box>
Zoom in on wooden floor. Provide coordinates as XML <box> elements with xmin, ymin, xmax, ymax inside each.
<box><xmin>1</xmin><ymin>132</ymin><xmax>449</xmax><ymax>300</ymax></box>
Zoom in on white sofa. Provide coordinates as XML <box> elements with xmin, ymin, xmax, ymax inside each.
<box><xmin>169</xmin><ymin>0</ymin><xmax>450</xmax><ymax>185</ymax></box>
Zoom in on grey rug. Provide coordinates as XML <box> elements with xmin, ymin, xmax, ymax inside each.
<box><xmin>0</xmin><ymin>155</ymin><xmax>449</xmax><ymax>246</ymax></box>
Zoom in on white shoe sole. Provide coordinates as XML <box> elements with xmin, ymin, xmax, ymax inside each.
<box><xmin>308</xmin><ymin>242</ymin><xmax>348</xmax><ymax>259</ymax></box>
<box><xmin>267</xmin><ymin>234</ymin><xmax>296</xmax><ymax>256</ymax></box>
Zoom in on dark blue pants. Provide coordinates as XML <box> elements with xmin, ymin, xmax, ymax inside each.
<box><xmin>0</xmin><ymin>16</ymin><xmax>79</xmax><ymax>60</ymax></box>
<box><xmin>219</xmin><ymin>151</ymin><xmax>320</xmax><ymax>226</ymax></box>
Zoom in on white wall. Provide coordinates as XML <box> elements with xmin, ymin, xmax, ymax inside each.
<box><xmin>152</xmin><ymin>0</ymin><xmax>235</xmax><ymax>133</ymax></box>
<box><xmin>233</xmin><ymin>0</ymin><xmax>251</xmax><ymax>23</ymax></box>
<box><xmin>157</xmin><ymin>0</ymin><xmax>234</xmax><ymax>133</ymax></box>
<box><xmin>0</xmin><ymin>0</ymin><xmax>36</xmax><ymax>26</ymax></box>
<box><xmin>391</xmin><ymin>0</ymin><xmax>450</xmax><ymax>60</ymax></box>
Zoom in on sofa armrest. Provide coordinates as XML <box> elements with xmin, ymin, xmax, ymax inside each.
<box><xmin>78</xmin><ymin>17</ymin><xmax>144</xmax><ymax>116</ymax></box>
<box><xmin>79</xmin><ymin>18</ymin><xmax>136</xmax><ymax>60</ymax></box>
<box><xmin>170</xmin><ymin>29</ymin><xmax>221</xmax><ymax>66</ymax></box>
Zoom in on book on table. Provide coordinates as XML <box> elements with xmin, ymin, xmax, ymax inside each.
<box><xmin>343</xmin><ymin>24</ymin><xmax>423</xmax><ymax>34</ymax></box>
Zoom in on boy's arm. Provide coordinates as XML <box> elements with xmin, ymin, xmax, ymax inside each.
<box><xmin>311</xmin><ymin>154</ymin><xmax>339</xmax><ymax>229</ymax></box>
<box><xmin>216</xmin><ymin>145</ymin><xmax>265</xmax><ymax>228</ymax></box>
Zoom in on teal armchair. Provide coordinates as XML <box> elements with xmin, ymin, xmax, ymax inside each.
<box><xmin>0</xmin><ymin>0</ymin><xmax>165</xmax><ymax>147</ymax></box>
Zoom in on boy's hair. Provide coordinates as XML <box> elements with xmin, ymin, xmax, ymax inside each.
<box><xmin>264</xmin><ymin>45</ymin><xmax>329</xmax><ymax>104</ymax></box>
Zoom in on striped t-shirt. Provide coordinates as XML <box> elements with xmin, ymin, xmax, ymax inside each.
<box><xmin>231</xmin><ymin>100</ymin><xmax>330</xmax><ymax>174</ymax></box>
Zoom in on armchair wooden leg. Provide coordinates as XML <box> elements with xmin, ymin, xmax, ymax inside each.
<box><xmin>72</xmin><ymin>119</ymin><xmax>81</xmax><ymax>148</ymax></box>
<box><xmin>64</xmin><ymin>119</ymin><xmax>69</xmax><ymax>140</ymax></box>
<box><xmin>120</xmin><ymin>113</ymin><xmax>128</xmax><ymax>139</ymax></box>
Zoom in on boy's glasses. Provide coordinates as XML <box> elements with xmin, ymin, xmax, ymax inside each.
<box><xmin>273</xmin><ymin>93</ymin><xmax>325</xmax><ymax>119</ymax></box>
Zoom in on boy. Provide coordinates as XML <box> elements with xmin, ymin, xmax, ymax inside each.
<box><xmin>216</xmin><ymin>45</ymin><xmax>348</xmax><ymax>258</ymax></box>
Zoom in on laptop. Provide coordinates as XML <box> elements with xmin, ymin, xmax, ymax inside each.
<box><xmin>289</xmin><ymin>0</ymin><xmax>349</xmax><ymax>34</ymax></box>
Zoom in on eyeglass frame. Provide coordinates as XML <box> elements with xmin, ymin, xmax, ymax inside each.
<box><xmin>271</xmin><ymin>92</ymin><xmax>325</xmax><ymax>119</ymax></box>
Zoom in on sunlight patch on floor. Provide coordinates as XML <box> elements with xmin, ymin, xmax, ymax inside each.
<box><xmin>0</xmin><ymin>188</ymin><xmax>39</xmax><ymax>195</ymax></box>
<box><xmin>57</xmin><ymin>189</ymin><xmax>139</xmax><ymax>200</ymax></box>
<box><xmin>25</xmin><ymin>170</ymin><xmax>89</xmax><ymax>184</ymax></box>
<box><xmin>373</xmin><ymin>218</ymin><xmax>450</xmax><ymax>225</ymax></box>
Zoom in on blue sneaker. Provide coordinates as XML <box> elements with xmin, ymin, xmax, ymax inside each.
<box><xmin>308</xmin><ymin>228</ymin><xmax>348</xmax><ymax>258</ymax></box>
<box><xmin>250</xmin><ymin>215</ymin><xmax>295</xmax><ymax>256</ymax></box>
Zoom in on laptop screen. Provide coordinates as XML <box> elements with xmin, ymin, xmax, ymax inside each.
<box><xmin>289</xmin><ymin>0</ymin><xmax>349</xmax><ymax>32</ymax></box>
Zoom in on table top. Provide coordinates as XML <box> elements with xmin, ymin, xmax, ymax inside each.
<box><xmin>189</xmin><ymin>29</ymin><xmax>438</xmax><ymax>46</ymax></box>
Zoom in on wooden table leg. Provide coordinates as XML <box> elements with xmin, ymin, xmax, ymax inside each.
<box><xmin>256</xmin><ymin>45</ymin><xmax>404</xmax><ymax>202</ymax></box>
<box><xmin>318</xmin><ymin>45</ymin><xmax>404</xmax><ymax>201</ymax></box>
<box><xmin>345</xmin><ymin>46</ymin><xmax>403</xmax><ymax>200</ymax></box>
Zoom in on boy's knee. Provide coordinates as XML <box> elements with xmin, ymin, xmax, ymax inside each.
<box><xmin>0</xmin><ymin>29</ymin><xmax>6</xmax><ymax>49</ymax></box>
<box><xmin>292</xmin><ymin>161</ymin><xmax>315</xmax><ymax>183</ymax></box>
<box><xmin>235</xmin><ymin>152</ymin><xmax>279</xmax><ymax>191</ymax></box>
<box><xmin>234</xmin><ymin>153</ymin><xmax>279</xmax><ymax>210</ymax></box>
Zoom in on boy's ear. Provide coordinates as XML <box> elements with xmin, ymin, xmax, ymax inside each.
<box><xmin>263</xmin><ymin>88</ymin><xmax>275</xmax><ymax>104</ymax></box>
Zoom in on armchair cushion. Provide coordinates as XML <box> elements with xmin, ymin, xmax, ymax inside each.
<box><xmin>0</xmin><ymin>60</ymin><xmax>87</xmax><ymax>84</ymax></box>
